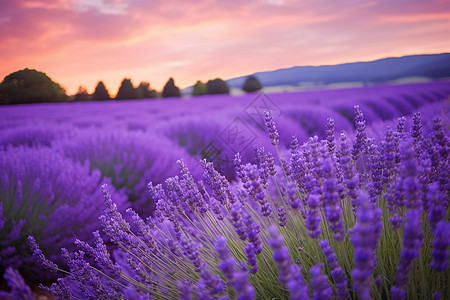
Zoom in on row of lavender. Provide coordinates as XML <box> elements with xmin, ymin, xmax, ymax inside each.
<box><xmin>0</xmin><ymin>82</ymin><xmax>449</xmax><ymax>293</ymax></box>
<box><xmin>6</xmin><ymin>106</ymin><xmax>449</xmax><ymax>299</ymax></box>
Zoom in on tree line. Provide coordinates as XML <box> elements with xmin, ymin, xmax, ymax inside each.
<box><xmin>0</xmin><ymin>68</ymin><xmax>263</xmax><ymax>105</ymax></box>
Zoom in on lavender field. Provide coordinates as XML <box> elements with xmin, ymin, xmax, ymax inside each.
<box><xmin>1</xmin><ymin>81</ymin><xmax>449</xmax><ymax>299</ymax></box>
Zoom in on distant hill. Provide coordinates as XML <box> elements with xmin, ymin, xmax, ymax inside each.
<box><xmin>224</xmin><ymin>53</ymin><xmax>450</xmax><ymax>89</ymax></box>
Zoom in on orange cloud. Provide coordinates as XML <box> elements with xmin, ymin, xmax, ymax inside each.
<box><xmin>0</xmin><ymin>0</ymin><xmax>449</xmax><ymax>95</ymax></box>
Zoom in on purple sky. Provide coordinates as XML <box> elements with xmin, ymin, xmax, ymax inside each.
<box><xmin>1</xmin><ymin>0</ymin><xmax>449</xmax><ymax>95</ymax></box>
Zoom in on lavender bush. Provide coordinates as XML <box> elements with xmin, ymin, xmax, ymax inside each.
<box><xmin>28</xmin><ymin>106</ymin><xmax>449</xmax><ymax>299</ymax></box>
<box><xmin>0</xmin><ymin>147</ymin><xmax>127</xmax><ymax>282</ymax></box>
<box><xmin>54</xmin><ymin>129</ymin><xmax>198</xmax><ymax>216</ymax></box>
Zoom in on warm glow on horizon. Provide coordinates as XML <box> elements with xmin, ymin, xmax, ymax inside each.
<box><xmin>1</xmin><ymin>0</ymin><xmax>450</xmax><ymax>95</ymax></box>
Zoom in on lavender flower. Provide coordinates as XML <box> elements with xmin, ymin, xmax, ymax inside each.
<box><xmin>3</xmin><ymin>267</ymin><xmax>33</xmax><ymax>300</ymax></box>
<box><xmin>178</xmin><ymin>281</ymin><xmax>193</xmax><ymax>300</ymax></box>
<box><xmin>215</xmin><ymin>236</ymin><xmax>255</xmax><ymax>300</ymax></box>
<box><xmin>0</xmin><ymin>147</ymin><xmax>125</xmax><ymax>281</ymax></box>
<box><xmin>430</xmin><ymin>220</ymin><xmax>450</xmax><ymax>272</ymax></box>
<box><xmin>244</xmin><ymin>243</ymin><xmax>258</xmax><ymax>274</ymax></box>
<box><xmin>201</xmin><ymin>160</ymin><xmax>229</xmax><ymax>205</ymax></box>
<box><xmin>411</xmin><ymin>112</ymin><xmax>423</xmax><ymax>145</ymax></box>
<box><xmin>229</xmin><ymin>202</ymin><xmax>248</xmax><ymax>240</ymax></box>
<box><xmin>305</xmin><ymin>193</ymin><xmax>322</xmax><ymax>239</ymax></box>
<box><xmin>28</xmin><ymin>235</ymin><xmax>59</xmax><ymax>271</ymax></box>
<box><xmin>266</xmin><ymin>151</ymin><xmax>277</xmax><ymax>176</ymax></box>
<box><xmin>246</xmin><ymin>220</ymin><xmax>263</xmax><ymax>254</ymax></box>
<box><xmin>321</xmin><ymin>150</ymin><xmax>345</xmax><ymax>241</ymax></box>
<box><xmin>127</xmin><ymin>208</ymin><xmax>157</xmax><ymax>253</ymax></box>
<box><xmin>338</xmin><ymin>131</ymin><xmax>358</xmax><ymax>207</ymax></box>
<box><xmin>100</xmin><ymin>184</ymin><xmax>132</xmax><ymax>243</ymax></box>
<box><xmin>391</xmin><ymin>209</ymin><xmax>424</xmax><ymax>298</ymax></box>
<box><xmin>365</xmin><ymin>140</ymin><xmax>383</xmax><ymax>201</ymax></box>
<box><xmin>389</xmin><ymin>213</ymin><xmax>403</xmax><ymax>231</ymax></box>
<box><xmin>39</xmin><ymin>278</ymin><xmax>72</xmax><ymax>300</ymax></box>
<box><xmin>277</xmin><ymin>207</ymin><xmax>287</xmax><ymax>226</ymax></box>
<box><xmin>234</xmin><ymin>153</ymin><xmax>247</xmax><ymax>183</ymax></box>
<box><xmin>180</xmin><ymin>236</ymin><xmax>203</xmax><ymax>272</ymax></box>
<box><xmin>382</xmin><ymin>126</ymin><xmax>397</xmax><ymax>186</ymax></box>
<box><xmin>62</xmin><ymin>248</ymin><xmax>122</xmax><ymax>299</ymax></box>
<box><xmin>290</xmin><ymin>138</ymin><xmax>306</xmax><ymax>191</ymax></box>
<box><xmin>76</xmin><ymin>230</ymin><xmax>122</xmax><ymax>278</ymax></box>
<box><xmin>326</xmin><ymin>117</ymin><xmax>336</xmax><ymax>156</ymax></box>
<box><xmin>243</xmin><ymin>164</ymin><xmax>272</xmax><ymax>217</ymax></box>
<box><xmin>264</xmin><ymin>111</ymin><xmax>280</xmax><ymax>146</ymax></box>
<box><xmin>196</xmin><ymin>265</ymin><xmax>225</xmax><ymax>297</ymax></box>
<box><xmin>268</xmin><ymin>226</ymin><xmax>309</xmax><ymax>299</ymax></box>
<box><xmin>351</xmin><ymin>106</ymin><xmax>368</xmax><ymax>161</ymax></box>
<box><xmin>349</xmin><ymin>193</ymin><xmax>382</xmax><ymax>300</ymax></box>
<box><xmin>311</xmin><ymin>264</ymin><xmax>333</xmax><ymax>300</ymax></box>
<box><xmin>286</xmin><ymin>182</ymin><xmax>301</xmax><ymax>211</ymax></box>
<box><xmin>396</xmin><ymin>139</ymin><xmax>421</xmax><ymax>209</ymax></box>
<box><xmin>254</xmin><ymin>146</ymin><xmax>269</xmax><ymax>186</ymax></box>
<box><xmin>280</xmin><ymin>156</ymin><xmax>292</xmax><ymax>177</ymax></box>
<box><xmin>427</xmin><ymin>182</ymin><xmax>446</xmax><ymax>232</ymax></box>
<box><xmin>320</xmin><ymin>240</ymin><xmax>349</xmax><ymax>300</ymax></box>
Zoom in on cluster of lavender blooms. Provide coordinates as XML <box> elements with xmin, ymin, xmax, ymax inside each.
<box><xmin>53</xmin><ymin>128</ymin><xmax>199</xmax><ymax>216</ymax></box>
<box><xmin>5</xmin><ymin>105</ymin><xmax>449</xmax><ymax>299</ymax></box>
<box><xmin>0</xmin><ymin>146</ymin><xmax>127</xmax><ymax>282</ymax></box>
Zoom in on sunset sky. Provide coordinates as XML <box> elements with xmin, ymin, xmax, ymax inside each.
<box><xmin>1</xmin><ymin>0</ymin><xmax>449</xmax><ymax>96</ymax></box>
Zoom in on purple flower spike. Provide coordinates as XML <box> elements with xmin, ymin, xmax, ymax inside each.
<box><xmin>430</xmin><ymin>220</ymin><xmax>450</xmax><ymax>272</ymax></box>
<box><xmin>351</xmin><ymin>106</ymin><xmax>368</xmax><ymax>161</ymax></box>
<box><xmin>180</xmin><ymin>237</ymin><xmax>203</xmax><ymax>272</ymax></box>
<box><xmin>326</xmin><ymin>117</ymin><xmax>336</xmax><ymax>156</ymax></box>
<box><xmin>320</xmin><ymin>240</ymin><xmax>349</xmax><ymax>300</ymax></box>
<box><xmin>264</xmin><ymin>111</ymin><xmax>279</xmax><ymax>146</ymax></box>
<box><xmin>321</xmin><ymin>151</ymin><xmax>345</xmax><ymax>241</ymax></box>
<box><xmin>266</xmin><ymin>151</ymin><xmax>277</xmax><ymax>176</ymax></box>
<box><xmin>306</xmin><ymin>193</ymin><xmax>322</xmax><ymax>239</ymax></box>
<box><xmin>381</xmin><ymin>126</ymin><xmax>397</xmax><ymax>186</ymax></box>
<box><xmin>397</xmin><ymin>139</ymin><xmax>421</xmax><ymax>209</ymax></box>
<box><xmin>277</xmin><ymin>207</ymin><xmax>287</xmax><ymax>226</ymax></box>
<box><xmin>178</xmin><ymin>280</ymin><xmax>193</xmax><ymax>300</ymax></box>
<box><xmin>215</xmin><ymin>236</ymin><xmax>255</xmax><ymax>300</ymax></box>
<box><xmin>311</xmin><ymin>263</ymin><xmax>333</xmax><ymax>300</ymax></box>
<box><xmin>389</xmin><ymin>213</ymin><xmax>403</xmax><ymax>231</ymax></box>
<box><xmin>339</xmin><ymin>131</ymin><xmax>358</xmax><ymax>208</ymax></box>
<box><xmin>427</xmin><ymin>182</ymin><xmax>446</xmax><ymax>232</ymax></box>
<box><xmin>268</xmin><ymin>226</ymin><xmax>309</xmax><ymax>299</ymax></box>
<box><xmin>349</xmin><ymin>193</ymin><xmax>382</xmax><ymax>300</ymax></box>
<box><xmin>391</xmin><ymin>209</ymin><xmax>424</xmax><ymax>297</ymax></box>
<box><xmin>3</xmin><ymin>267</ymin><xmax>33</xmax><ymax>300</ymax></box>
<box><xmin>244</xmin><ymin>164</ymin><xmax>272</xmax><ymax>217</ymax></box>
<box><xmin>411</xmin><ymin>112</ymin><xmax>423</xmax><ymax>144</ymax></box>
<box><xmin>234</xmin><ymin>153</ymin><xmax>247</xmax><ymax>183</ymax></box>
<box><xmin>366</xmin><ymin>141</ymin><xmax>383</xmax><ymax>201</ymax></box>
<box><xmin>286</xmin><ymin>182</ymin><xmax>301</xmax><ymax>211</ymax></box>
<box><xmin>246</xmin><ymin>220</ymin><xmax>263</xmax><ymax>254</ymax></box>
<box><xmin>244</xmin><ymin>243</ymin><xmax>258</xmax><ymax>274</ymax></box>
<box><xmin>28</xmin><ymin>235</ymin><xmax>59</xmax><ymax>271</ymax></box>
<box><xmin>229</xmin><ymin>202</ymin><xmax>248</xmax><ymax>240</ymax></box>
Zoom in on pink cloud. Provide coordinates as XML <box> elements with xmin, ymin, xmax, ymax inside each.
<box><xmin>0</xmin><ymin>0</ymin><xmax>449</xmax><ymax>95</ymax></box>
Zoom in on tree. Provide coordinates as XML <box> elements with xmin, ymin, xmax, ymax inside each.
<box><xmin>162</xmin><ymin>77</ymin><xmax>181</xmax><ymax>98</ymax></box>
<box><xmin>242</xmin><ymin>75</ymin><xmax>262</xmax><ymax>93</ymax></box>
<box><xmin>73</xmin><ymin>86</ymin><xmax>91</xmax><ymax>101</ymax></box>
<box><xmin>206</xmin><ymin>78</ymin><xmax>229</xmax><ymax>95</ymax></box>
<box><xmin>192</xmin><ymin>80</ymin><xmax>207</xmax><ymax>96</ymax></box>
<box><xmin>91</xmin><ymin>81</ymin><xmax>111</xmax><ymax>100</ymax></box>
<box><xmin>115</xmin><ymin>78</ymin><xmax>138</xmax><ymax>100</ymax></box>
<box><xmin>0</xmin><ymin>68</ymin><xmax>67</xmax><ymax>105</ymax></box>
<box><xmin>136</xmin><ymin>81</ymin><xmax>158</xmax><ymax>99</ymax></box>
